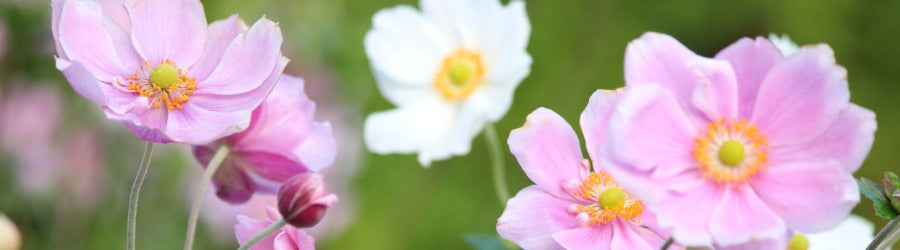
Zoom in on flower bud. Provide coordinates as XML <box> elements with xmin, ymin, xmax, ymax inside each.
<box><xmin>277</xmin><ymin>173</ymin><xmax>339</xmax><ymax>228</ymax></box>
<box><xmin>0</xmin><ymin>214</ymin><xmax>20</xmax><ymax>250</ymax></box>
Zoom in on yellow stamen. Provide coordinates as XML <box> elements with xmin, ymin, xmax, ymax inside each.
<box><xmin>788</xmin><ymin>234</ymin><xmax>809</xmax><ymax>250</ymax></box>
<box><xmin>433</xmin><ymin>49</ymin><xmax>484</xmax><ymax>101</ymax></box>
<box><xmin>574</xmin><ymin>172</ymin><xmax>644</xmax><ymax>226</ymax></box>
<box><xmin>693</xmin><ymin>118</ymin><xmax>769</xmax><ymax>184</ymax></box>
<box><xmin>125</xmin><ymin>60</ymin><xmax>197</xmax><ymax>110</ymax></box>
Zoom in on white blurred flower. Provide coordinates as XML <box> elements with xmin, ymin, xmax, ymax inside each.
<box><xmin>0</xmin><ymin>214</ymin><xmax>20</xmax><ymax>250</ymax></box>
<box><xmin>768</xmin><ymin>33</ymin><xmax>799</xmax><ymax>57</ymax></box>
<box><xmin>363</xmin><ymin>0</ymin><xmax>532</xmax><ymax>166</ymax></box>
<box><xmin>804</xmin><ymin>215</ymin><xmax>874</xmax><ymax>250</ymax></box>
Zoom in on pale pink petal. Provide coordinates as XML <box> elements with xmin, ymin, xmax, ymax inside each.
<box><xmin>714</xmin><ymin>37</ymin><xmax>783</xmax><ymax>119</ymax></box>
<box><xmin>689</xmin><ymin>58</ymin><xmax>739</xmax><ymax>120</ymax></box>
<box><xmin>610</xmin><ymin>220</ymin><xmax>659</xmax><ymax>250</ymax></box>
<box><xmin>771</xmin><ymin>104</ymin><xmax>876</xmax><ymax>173</ymax></box>
<box><xmin>653</xmin><ymin>180</ymin><xmax>723</xmax><ymax>245</ymax></box>
<box><xmin>508</xmin><ymin>108</ymin><xmax>587</xmax><ymax>199</ymax></box>
<box><xmin>54</xmin><ymin>58</ymin><xmax>105</xmax><ymax>104</ymax></box>
<box><xmin>552</xmin><ymin>226</ymin><xmax>612</xmax><ymax>250</ymax></box>
<box><xmin>750</xmin><ymin>160</ymin><xmax>859</xmax><ymax>232</ymax></box>
<box><xmin>624</xmin><ymin>32</ymin><xmax>706</xmax><ymax>109</ymax></box>
<box><xmin>580</xmin><ymin>89</ymin><xmax>621</xmax><ymax>165</ymax></box>
<box><xmin>189</xmin><ymin>15</ymin><xmax>246</xmax><ymax>81</ymax></box>
<box><xmin>51</xmin><ymin>0</ymin><xmax>65</xmax><ymax>58</ymax></box>
<box><xmin>236</xmin><ymin>151</ymin><xmax>307</xmax><ymax>183</ymax></box>
<box><xmin>497</xmin><ymin>186</ymin><xmax>577</xmax><ymax>250</ymax></box>
<box><xmin>750</xmin><ymin>45</ymin><xmax>850</xmax><ymax>146</ymax></box>
<box><xmin>709</xmin><ymin>185</ymin><xmax>785</xmax><ymax>246</ymax></box>
<box><xmin>98</xmin><ymin>0</ymin><xmax>130</xmax><ymax>31</ymax></box>
<box><xmin>715</xmin><ymin>231</ymin><xmax>792</xmax><ymax>250</ymax></box>
<box><xmin>125</xmin><ymin>0</ymin><xmax>206</xmax><ymax>65</ymax></box>
<box><xmin>57</xmin><ymin>0</ymin><xmax>140</xmax><ymax>81</ymax></box>
<box><xmin>213</xmin><ymin>159</ymin><xmax>255</xmax><ymax>204</ymax></box>
<box><xmin>196</xmin><ymin>18</ymin><xmax>283</xmax><ymax>96</ymax></box>
<box><xmin>190</xmin><ymin>57</ymin><xmax>288</xmax><ymax>113</ymax></box>
<box><xmin>123</xmin><ymin>121</ymin><xmax>172</xmax><ymax>143</ymax></box>
<box><xmin>293</xmin><ymin>122</ymin><xmax>336</xmax><ymax>172</ymax></box>
<box><xmin>235</xmin><ymin>215</ymin><xmax>278</xmax><ymax>250</ymax></box>
<box><xmin>166</xmin><ymin>103</ymin><xmax>250</xmax><ymax>145</ymax></box>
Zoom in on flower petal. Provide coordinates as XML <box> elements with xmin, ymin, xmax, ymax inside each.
<box><xmin>580</xmin><ymin>89</ymin><xmax>622</xmax><ymax>166</ymax></box>
<box><xmin>551</xmin><ymin>226</ymin><xmax>613</xmax><ymax>250</ymax></box>
<box><xmin>750</xmin><ymin>45</ymin><xmax>850</xmax><ymax>146</ymax></box>
<box><xmin>189</xmin><ymin>15</ymin><xmax>246</xmax><ymax>81</ymax></box>
<box><xmin>709</xmin><ymin>185</ymin><xmax>785</xmax><ymax>246</ymax></box>
<box><xmin>365</xmin><ymin>5</ymin><xmax>449</xmax><ymax>86</ymax></box>
<box><xmin>624</xmin><ymin>32</ymin><xmax>704</xmax><ymax>110</ymax></box>
<box><xmin>196</xmin><ymin>18</ymin><xmax>284</xmax><ymax>96</ymax></box>
<box><xmin>771</xmin><ymin>104</ymin><xmax>876</xmax><ymax>173</ymax></box>
<box><xmin>57</xmin><ymin>0</ymin><xmax>140</xmax><ymax>80</ymax></box>
<box><xmin>363</xmin><ymin>99</ymin><xmax>456</xmax><ymax>166</ymax></box>
<box><xmin>689</xmin><ymin>57</ymin><xmax>739</xmax><ymax>120</ymax></box>
<box><xmin>653</xmin><ymin>180</ymin><xmax>723</xmax><ymax>246</ymax></box>
<box><xmin>125</xmin><ymin>0</ymin><xmax>206</xmax><ymax>65</ymax></box>
<box><xmin>508</xmin><ymin>108</ymin><xmax>587</xmax><ymax>199</ymax></box>
<box><xmin>497</xmin><ymin>186</ymin><xmax>575</xmax><ymax>250</ymax></box>
<box><xmin>714</xmin><ymin>37</ymin><xmax>783</xmax><ymax>119</ymax></box>
<box><xmin>235</xmin><ymin>215</ymin><xmax>278</xmax><ymax>249</ymax></box>
<box><xmin>610</xmin><ymin>219</ymin><xmax>660</xmax><ymax>250</ymax></box>
<box><xmin>54</xmin><ymin>57</ymin><xmax>105</xmax><ymax>104</ymax></box>
<box><xmin>190</xmin><ymin>56</ymin><xmax>288</xmax><ymax>113</ymax></box>
<box><xmin>751</xmin><ymin>159</ymin><xmax>859</xmax><ymax>232</ymax></box>
<box><xmin>166</xmin><ymin>103</ymin><xmax>250</xmax><ymax>144</ymax></box>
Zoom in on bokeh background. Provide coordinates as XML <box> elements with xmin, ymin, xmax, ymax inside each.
<box><xmin>1</xmin><ymin>0</ymin><xmax>898</xmax><ymax>249</ymax></box>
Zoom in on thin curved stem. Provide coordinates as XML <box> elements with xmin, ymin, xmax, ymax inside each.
<box><xmin>127</xmin><ymin>142</ymin><xmax>155</xmax><ymax>250</ymax></box>
<box><xmin>868</xmin><ymin>217</ymin><xmax>900</xmax><ymax>250</ymax></box>
<box><xmin>237</xmin><ymin>219</ymin><xmax>287</xmax><ymax>250</ymax></box>
<box><xmin>660</xmin><ymin>237</ymin><xmax>673</xmax><ymax>250</ymax></box>
<box><xmin>183</xmin><ymin>145</ymin><xmax>230</xmax><ymax>250</ymax></box>
<box><xmin>485</xmin><ymin>123</ymin><xmax>510</xmax><ymax>204</ymax></box>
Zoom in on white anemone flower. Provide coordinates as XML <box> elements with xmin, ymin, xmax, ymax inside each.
<box><xmin>802</xmin><ymin>215</ymin><xmax>875</xmax><ymax>250</ymax></box>
<box><xmin>768</xmin><ymin>33</ymin><xmax>800</xmax><ymax>57</ymax></box>
<box><xmin>363</xmin><ymin>0</ymin><xmax>531</xmax><ymax>166</ymax></box>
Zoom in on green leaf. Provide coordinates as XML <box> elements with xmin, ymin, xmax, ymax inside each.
<box><xmin>885</xmin><ymin>172</ymin><xmax>900</xmax><ymax>196</ymax></box>
<box><xmin>874</xmin><ymin>199</ymin><xmax>898</xmax><ymax>220</ymax></box>
<box><xmin>893</xmin><ymin>190</ymin><xmax>900</xmax><ymax>213</ymax></box>
<box><xmin>859</xmin><ymin>178</ymin><xmax>888</xmax><ymax>202</ymax></box>
<box><xmin>465</xmin><ymin>234</ymin><xmax>517</xmax><ymax>250</ymax></box>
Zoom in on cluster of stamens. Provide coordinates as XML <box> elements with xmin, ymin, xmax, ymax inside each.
<box><xmin>122</xmin><ymin>60</ymin><xmax>197</xmax><ymax>110</ymax></box>
<box><xmin>572</xmin><ymin>171</ymin><xmax>644</xmax><ymax>226</ymax></box>
<box><xmin>433</xmin><ymin>49</ymin><xmax>484</xmax><ymax>101</ymax></box>
<box><xmin>693</xmin><ymin>118</ymin><xmax>769</xmax><ymax>184</ymax></box>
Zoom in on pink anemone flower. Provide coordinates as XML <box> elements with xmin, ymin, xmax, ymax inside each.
<box><xmin>51</xmin><ymin>0</ymin><xmax>287</xmax><ymax>144</ymax></box>
<box><xmin>235</xmin><ymin>207</ymin><xmax>315</xmax><ymax>250</ymax></box>
<box><xmin>192</xmin><ymin>75</ymin><xmax>336</xmax><ymax>203</ymax></box>
<box><xmin>599</xmin><ymin>32</ymin><xmax>876</xmax><ymax>246</ymax></box>
<box><xmin>497</xmin><ymin>91</ymin><xmax>671</xmax><ymax>250</ymax></box>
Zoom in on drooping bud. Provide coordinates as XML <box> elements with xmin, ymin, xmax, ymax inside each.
<box><xmin>0</xmin><ymin>214</ymin><xmax>20</xmax><ymax>250</ymax></box>
<box><xmin>277</xmin><ymin>173</ymin><xmax>339</xmax><ymax>228</ymax></box>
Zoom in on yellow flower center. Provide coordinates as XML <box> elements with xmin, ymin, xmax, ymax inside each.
<box><xmin>693</xmin><ymin>118</ymin><xmax>769</xmax><ymax>184</ymax></box>
<box><xmin>434</xmin><ymin>49</ymin><xmax>484</xmax><ymax>101</ymax></box>
<box><xmin>788</xmin><ymin>234</ymin><xmax>809</xmax><ymax>250</ymax></box>
<box><xmin>124</xmin><ymin>60</ymin><xmax>197</xmax><ymax>110</ymax></box>
<box><xmin>574</xmin><ymin>171</ymin><xmax>644</xmax><ymax>225</ymax></box>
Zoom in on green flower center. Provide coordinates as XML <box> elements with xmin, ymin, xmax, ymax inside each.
<box><xmin>149</xmin><ymin>63</ymin><xmax>179</xmax><ymax>89</ymax></box>
<box><xmin>598</xmin><ymin>188</ymin><xmax>626</xmax><ymax>210</ymax></box>
<box><xmin>449</xmin><ymin>60</ymin><xmax>473</xmax><ymax>86</ymax></box>
<box><xmin>718</xmin><ymin>140</ymin><xmax>746</xmax><ymax>167</ymax></box>
<box><xmin>788</xmin><ymin>234</ymin><xmax>809</xmax><ymax>250</ymax></box>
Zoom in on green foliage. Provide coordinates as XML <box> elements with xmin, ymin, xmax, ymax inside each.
<box><xmin>859</xmin><ymin>177</ymin><xmax>899</xmax><ymax>220</ymax></box>
<box><xmin>465</xmin><ymin>234</ymin><xmax>517</xmax><ymax>250</ymax></box>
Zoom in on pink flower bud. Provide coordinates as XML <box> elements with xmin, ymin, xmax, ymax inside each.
<box><xmin>277</xmin><ymin>173</ymin><xmax>338</xmax><ymax>228</ymax></box>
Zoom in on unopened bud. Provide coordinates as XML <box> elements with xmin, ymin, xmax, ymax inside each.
<box><xmin>277</xmin><ymin>173</ymin><xmax>338</xmax><ymax>228</ymax></box>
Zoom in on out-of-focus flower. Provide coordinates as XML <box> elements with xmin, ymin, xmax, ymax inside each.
<box><xmin>60</xmin><ymin>129</ymin><xmax>109</xmax><ymax>211</ymax></box>
<box><xmin>0</xmin><ymin>85</ymin><xmax>62</xmax><ymax>195</ymax></box>
<box><xmin>363</xmin><ymin>0</ymin><xmax>532</xmax><ymax>166</ymax></box>
<box><xmin>599</xmin><ymin>32</ymin><xmax>875</xmax><ymax>246</ymax></box>
<box><xmin>768</xmin><ymin>33</ymin><xmax>800</xmax><ymax>57</ymax></box>
<box><xmin>0</xmin><ymin>214</ymin><xmax>20</xmax><ymax>250</ymax></box>
<box><xmin>498</xmin><ymin>99</ymin><xmax>670</xmax><ymax>249</ymax></box>
<box><xmin>277</xmin><ymin>173</ymin><xmax>338</xmax><ymax>228</ymax></box>
<box><xmin>199</xmin><ymin>191</ymin><xmax>277</xmax><ymax>245</ymax></box>
<box><xmin>51</xmin><ymin>0</ymin><xmax>287</xmax><ymax>144</ymax></box>
<box><xmin>192</xmin><ymin>75</ymin><xmax>335</xmax><ymax>203</ymax></box>
<box><xmin>717</xmin><ymin>215</ymin><xmax>875</xmax><ymax>250</ymax></box>
<box><xmin>235</xmin><ymin>207</ymin><xmax>315</xmax><ymax>250</ymax></box>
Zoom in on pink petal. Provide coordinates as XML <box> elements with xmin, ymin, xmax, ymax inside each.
<box><xmin>610</xmin><ymin>220</ymin><xmax>659</xmax><ymax>250</ymax></box>
<box><xmin>98</xmin><ymin>0</ymin><xmax>130</xmax><ymax>31</ymax></box>
<box><xmin>715</xmin><ymin>231</ymin><xmax>792</xmax><ymax>250</ymax></box>
<box><xmin>213</xmin><ymin>158</ymin><xmax>255</xmax><ymax>204</ymax></box>
<box><xmin>190</xmin><ymin>57</ymin><xmax>288</xmax><ymax>113</ymax></box>
<box><xmin>653</xmin><ymin>180</ymin><xmax>723</xmax><ymax>245</ymax></box>
<box><xmin>166</xmin><ymin>103</ymin><xmax>250</xmax><ymax>144</ymax></box>
<box><xmin>272</xmin><ymin>231</ymin><xmax>299</xmax><ymax>250</ymax></box>
<box><xmin>624</xmin><ymin>32</ymin><xmax>707</xmax><ymax>111</ymax></box>
<box><xmin>196</xmin><ymin>18</ymin><xmax>283</xmax><ymax>96</ymax></box>
<box><xmin>54</xmin><ymin>58</ymin><xmax>105</xmax><ymax>104</ymax></box>
<box><xmin>235</xmin><ymin>215</ymin><xmax>278</xmax><ymax>250</ymax></box>
<box><xmin>689</xmin><ymin>57</ymin><xmax>739</xmax><ymax>120</ymax></box>
<box><xmin>124</xmin><ymin>121</ymin><xmax>172</xmax><ymax>143</ymax></box>
<box><xmin>771</xmin><ymin>104</ymin><xmax>876</xmax><ymax>173</ymax></box>
<box><xmin>750</xmin><ymin>160</ymin><xmax>859</xmax><ymax>232</ymax></box>
<box><xmin>293</xmin><ymin>122</ymin><xmax>336</xmax><ymax>172</ymax></box>
<box><xmin>497</xmin><ymin>186</ymin><xmax>577</xmax><ymax>250</ymax></box>
<box><xmin>125</xmin><ymin>0</ymin><xmax>206</xmax><ymax>65</ymax></box>
<box><xmin>235</xmin><ymin>150</ymin><xmax>307</xmax><ymax>183</ymax></box>
<box><xmin>709</xmin><ymin>185</ymin><xmax>785</xmax><ymax>246</ymax></box>
<box><xmin>57</xmin><ymin>0</ymin><xmax>140</xmax><ymax>81</ymax></box>
<box><xmin>714</xmin><ymin>37</ymin><xmax>784</xmax><ymax>119</ymax></box>
<box><xmin>552</xmin><ymin>226</ymin><xmax>613</xmax><ymax>250</ymax></box>
<box><xmin>189</xmin><ymin>15</ymin><xmax>246</xmax><ymax>81</ymax></box>
<box><xmin>750</xmin><ymin>45</ymin><xmax>850</xmax><ymax>146</ymax></box>
<box><xmin>580</xmin><ymin>89</ymin><xmax>621</xmax><ymax>165</ymax></box>
<box><xmin>508</xmin><ymin>108</ymin><xmax>587</xmax><ymax>199</ymax></box>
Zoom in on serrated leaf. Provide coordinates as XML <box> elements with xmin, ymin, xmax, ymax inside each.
<box><xmin>874</xmin><ymin>199</ymin><xmax>899</xmax><ymax>220</ymax></box>
<box><xmin>859</xmin><ymin>178</ymin><xmax>888</xmax><ymax>203</ymax></box>
<box><xmin>465</xmin><ymin>234</ymin><xmax>516</xmax><ymax>250</ymax></box>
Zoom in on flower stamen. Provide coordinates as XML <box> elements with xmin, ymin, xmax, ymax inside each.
<box><xmin>573</xmin><ymin>171</ymin><xmax>644</xmax><ymax>226</ymax></box>
<box><xmin>123</xmin><ymin>60</ymin><xmax>197</xmax><ymax>110</ymax></box>
<box><xmin>693</xmin><ymin>118</ymin><xmax>769</xmax><ymax>184</ymax></box>
<box><xmin>434</xmin><ymin>49</ymin><xmax>484</xmax><ymax>101</ymax></box>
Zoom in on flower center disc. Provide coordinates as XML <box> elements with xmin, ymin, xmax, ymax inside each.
<box><xmin>718</xmin><ymin>140</ymin><xmax>746</xmax><ymax>167</ymax></box>
<box><xmin>149</xmin><ymin>64</ymin><xmax>179</xmax><ymax>89</ymax></box>
<box><xmin>434</xmin><ymin>49</ymin><xmax>484</xmax><ymax>101</ymax></box>
<box><xmin>693</xmin><ymin>118</ymin><xmax>769</xmax><ymax>184</ymax></box>
<box><xmin>574</xmin><ymin>172</ymin><xmax>644</xmax><ymax>226</ymax></box>
<box><xmin>123</xmin><ymin>60</ymin><xmax>197</xmax><ymax>110</ymax></box>
<box><xmin>598</xmin><ymin>188</ymin><xmax>626</xmax><ymax>210</ymax></box>
<box><xmin>788</xmin><ymin>234</ymin><xmax>809</xmax><ymax>250</ymax></box>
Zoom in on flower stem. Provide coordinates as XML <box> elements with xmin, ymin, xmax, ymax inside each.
<box><xmin>485</xmin><ymin>123</ymin><xmax>510</xmax><ymax>204</ymax></box>
<box><xmin>660</xmin><ymin>237</ymin><xmax>673</xmax><ymax>250</ymax></box>
<box><xmin>868</xmin><ymin>217</ymin><xmax>900</xmax><ymax>250</ymax></box>
<box><xmin>238</xmin><ymin>219</ymin><xmax>287</xmax><ymax>250</ymax></box>
<box><xmin>183</xmin><ymin>145</ymin><xmax>230</xmax><ymax>250</ymax></box>
<box><xmin>127</xmin><ymin>142</ymin><xmax>155</xmax><ymax>250</ymax></box>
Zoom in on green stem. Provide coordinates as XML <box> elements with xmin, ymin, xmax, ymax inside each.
<box><xmin>126</xmin><ymin>142</ymin><xmax>155</xmax><ymax>250</ymax></box>
<box><xmin>183</xmin><ymin>145</ymin><xmax>230</xmax><ymax>250</ymax></box>
<box><xmin>485</xmin><ymin>123</ymin><xmax>510</xmax><ymax>204</ymax></box>
<box><xmin>660</xmin><ymin>237</ymin><xmax>673</xmax><ymax>250</ymax></box>
<box><xmin>868</xmin><ymin>217</ymin><xmax>900</xmax><ymax>250</ymax></box>
<box><xmin>238</xmin><ymin>219</ymin><xmax>287</xmax><ymax>250</ymax></box>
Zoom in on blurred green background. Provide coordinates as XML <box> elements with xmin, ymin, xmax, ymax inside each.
<box><xmin>0</xmin><ymin>0</ymin><xmax>898</xmax><ymax>249</ymax></box>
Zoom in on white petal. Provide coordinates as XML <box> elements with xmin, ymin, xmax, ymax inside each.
<box><xmin>364</xmin><ymin>5</ymin><xmax>449</xmax><ymax>86</ymax></box>
<box><xmin>805</xmin><ymin>215</ymin><xmax>874</xmax><ymax>250</ymax></box>
<box><xmin>363</xmin><ymin>99</ymin><xmax>456</xmax><ymax>166</ymax></box>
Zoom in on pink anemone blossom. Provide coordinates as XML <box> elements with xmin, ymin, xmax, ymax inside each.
<box><xmin>51</xmin><ymin>0</ymin><xmax>287</xmax><ymax>144</ymax></box>
<box><xmin>497</xmin><ymin>93</ymin><xmax>670</xmax><ymax>250</ymax></box>
<box><xmin>192</xmin><ymin>75</ymin><xmax>336</xmax><ymax>204</ymax></box>
<box><xmin>235</xmin><ymin>207</ymin><xmax>315</xmax><ymax>250</ymax></box>
<box><xmin>599</xmin><ymin>32</ymin><xmax>876</xmax><ymax>246</ymax></box>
